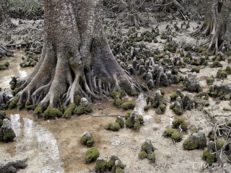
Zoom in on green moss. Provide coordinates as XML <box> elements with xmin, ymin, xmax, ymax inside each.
<box><xmin>202</xmin><ymin>150</ymin><xmax>216</xmax><ymax>165</ymax></box>
<box><xmin>34</xmin><ymin>106</ymin><xmax>43</xmax><ymax>116</ymax></box>
<box><xmin>206</xmin><ymin>76</ymin><xmax>215</xmax><ymax>85</ymax></box>
<box><xmin>191</xmin><ymin>67</ymin><xmax>200</xmax><ymax>73</ymax></box>
<box><xmin>159</xmin><ymin>103</ymin><xmax>166</xmax><ymax>112</ymax></box>
<box><xmin>170</xmin><ymin>104</ymin><xmax>175</xmax><ymax>109</ymax></box>
<box><xmin>115</xmin><ymin>167</ymin><xmax>124</xmax><ymax>173</ymax></box>
<box><xmin>125</xmin><ymin>112</ymin><xmax>131</xmax><ymax>120</ymax></box>
<box><xmin>144</xmin><ymin>105</ymin><xmax>151</xmax><ymax>111</ymax></box>
<box><xmin>216</xmin><ymin>70</ymin><xmax>227</xmax><ymax>79</ymax></box>
<box><xmin>42</xmin><ymin>108</ymin><xmax>62</xmax><ymax>119</ymax></box>
<box><xmin>215</xmin><ymin>140</ymin><xmax>225</xmax><ymax>150</ymax></box>
<box><xmin>183</xmin><ymin>137</ymin><xmax>198</xmax><ymax>150</ymax></box>
<box><xmin>164</xmin><ymin>44</ymin><xmax>176</xmax><ymax>53</ymax></box>
<box><xmin>105</xmin><ymin>121</ymin><xmax>121</xmax><ymax>131</ymax></box>
<box><xmin>3</xmin><ymin>129</ymin><xmax>16</xmax><ymax>142</ymax></box>
<box><xmin>107</xmin><ymin>158</ymin><xmax>115</xmax><ymax>170</ymax></box>
<box><xmin>116</xmin><ymin>117</ymin><xmax>124</xmax><ymax>127</ymax></box>
<box><xmin>87</xmin><ymin>139</ymin><xmax>95</xmax><ymax>147</ymax></box>
<box><xmin>178</xmin><ymin>76</ymin><xmax>185</xmax><ymax>83</ymax></box>
<box><xmin>110</xmin><ymin>122</ymin><xmax>121</xmax><ymax>131</ymax></box>
<box><xmin>180</xmin><ymin>52</ymin><xmax>185</xmax><ymax>57</ymax></box>
<box><xmin>170</xmin><ymin>92</ymin><xmax>178</xmax><ymax>101</ymax></box>
<box><xmin>210</xmin><ymin>60</ymin><xmax>223</xmax><ymax>68</ymax></box>
<box><xmin>154</xmin><ymin>54</ymin><xmax>165</xmax><ymax>61</ymax></box>
<box><xmin>12</xmin><ymin>88</ymin><xmax>20</xmax><ymax>96</ymax></box>
<box><xmin>4</xmin><ymin>61</ymin><xmax>10</xmax><ymax>67</ymax></box>
<box><xmin>191</xmin><ymin>59</ymin><xmax>201</xmax><ymax>66</ymax></box>
<box><xmin>173</xmin><ymin>106</ymin><xmax>183</xmax><ymax>115</ymax></box>
<box><xmin>196</xmin><ymin>47</ymin><xmax>206</xmax><ymax>53</ymax></box>
<box><xmin>0</xmin><ymin>110</ymin><xmax>6</xmax><ymax>116</ymax></box>
<box><xmin>17</xmin><ymin>102</ymin><xmax>23</xmax><ymax>109</ymax></box>
<box><xmin>95</xmin><ymin>159</ymin><xmax>107</xmax><ymax>172</ymax></box>
<box><xmin>25</xmin><ymin>100</ymin><xmax>32</xmax><ymax>110</ymax></box>
<box><xmin>138</xmin><ymin>151</ymin><xmax>148</xmax><ymax>160</ymax></box>
<box><xmin>225</xmin><ymin>66</ymin><xmax>231</xmax><ymax>74</ymax></box>
<box><xmin>181</xmin><ymin>121</ymin><xmax>188</xmax><ymax>131</ymax></box>
<box><xmin>163</xmin><ymin>128</ymin><xmax>176</xmax><ymax>137</ymax></box>
<box><xmin>139</xmin><ymin>115</ymin><xmax>144</xmax><ymax>124</ymax></box>
<box><xmin>141</xmin><ymin>141</ymin><xmax>154</xmax><ymax>153</ymax></box>
<box><xmin>74</xmin><ymin>106</ymin><xmax>92</xmax><ymax>115</ymax></box>
<box><xmin>228</xmin><ymin>58</ymin><xmax>231</xmax><ymax>63</ymax></box>
<box><xmin>134</xmin><ymin>121</ymin><xmax>141</xmax><ymax>130</ymax></box>
<box><xmin>183</xmin><ymin>57</ymin><xmax>191</xmax><ymax>64</ymax></box>
<box><xmin>213</xmin><ymin>54</ymin><xmax>226</xmax><ymax>61</ymax></box>
<box><xmin>128</xmin><ymin>90</ymin><xmax>138</xmax><ymax>97</ymax></box>
<box><xmin>172</xmin><ymin>118</ymin><xmax>188</xmax><ymax>131</ymax></box>
<box><xmin>80</xmin><ymin>133</ymin><xmax>94</xmax><ymax>147</ymax></box>
<box><xmin>80</xmin><ymin>135</ymin><xmax>88</xmax><ymax>145</ymax></box>
<box><xmin>63</xmin><ymin>103</ymin><xmax>76</xmax><ymax>118</ymax></box>
<box><xmin>110</xmin><ymin>90</ymin><xmax>124</xmax><ymax>99</ymax></box>
<box><xmin>110</xmin><ymin>90</ymin><xmax>120</xmax><ymax>99</ymax></box>
<box><xmin>157</xmin><ymin>88</ymin><xmax>165</xmax><ymax>95</ymax></box>
<box><xmin>9</xmin><ymin>99</ymin><xmax>17</xmax><ymax>109</ymax></box>
<box><xmin>104</xmin><ymin>123</ymin><xmax>112</xmax><ymax>130</ymax></box>
<box><xmin>121</xmin><ymin>102</ymin><xmax>135</xmax><ymax>110</ymax></box>
<box><xmin>74</xmin><ymin>96</ymin><xmax>81</xmax><ymax>105</ymax></box>
<box><xmin>147</xmin><ymin>152</ymin><xmax>156</xmax><ymax>163</ymax></box>
<box><xmin>85</xmin><ymin>147</ymin><xmax>100</xmax><ymax>163</ymax></box>
<box><xmin>0</xmin><ymin>64</ymin><xmax>6</xmax><ymax>70</ymax></box>
<box><xmin>172</xmin><ymin>68</ymin><xmax>179</xmax><ymax>75</ymax></box>
<box><xmin>171</xmin><ymin>132</ymin><xmax>182</xmax><ymax>142</ymax></box>
<box><xmin>125</xmin><ymin>118</ymin><xmax>133</xmax><ymax>128</ymax></box>
<box><xmin>113</xmin><ymin>98</ymin><xmax>122</xmax><ymax>108</ymax></box>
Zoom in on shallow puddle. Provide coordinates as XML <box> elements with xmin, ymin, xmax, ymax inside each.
<box><xmin>0</xmin><ymin>50</ymin><xmax>34</xmax><ymax>89</ymax></box>
<box><xmin>0</xmin><ymin>113</ymin><xmax>64</xmax><ymax>173</ymax></box>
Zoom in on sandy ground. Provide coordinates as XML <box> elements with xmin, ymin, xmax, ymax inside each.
<box><xmin>0</xmin><ymin>20</ymin><xmax>231</xmax><ymax>173</ymax></box>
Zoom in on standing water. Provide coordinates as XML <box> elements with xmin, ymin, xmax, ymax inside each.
<box><xmin>134</xmin><ymin>93</ymin><xmax>152</xmax><ymax>122</ymax></box>
<box><xmin>0</xmin><ymin>114</ymin><xmax>64</xmax><ymax>173</ymax></box>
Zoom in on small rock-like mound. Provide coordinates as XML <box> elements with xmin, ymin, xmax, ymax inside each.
<box><xmin>0</xmin><ymin>118</ymin><xmax>16</xmax><ymax>142</ymax></box>
<box><xmin>183</xmin><ymin>130</ymin><xmax>206</xmax><ymax>150</ymax></box>
<box><xmin>0</xmin><ymin>159</ymin><xmax>28</xmax><ymax>173</ymax></box>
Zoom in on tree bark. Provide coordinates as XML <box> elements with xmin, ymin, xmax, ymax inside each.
<box><xmin>16</xmin><ymin>0</ymin><xmax>140</xmax><ymax>112</ymax></box>
<box><xmin>0</xmin><ymin>0</ymin><xmax>9</xmax><ymax>24</ymax></box>
<box><xmin>199</xmin><ymin>0</ymin><xmax>231</xmax><ymax>52</ymax></box>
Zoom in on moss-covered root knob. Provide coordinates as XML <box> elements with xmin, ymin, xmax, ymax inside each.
<box><xmin>202</xmin><ymin>150</ymin><xmax>217</xmax><ymax>165</ymax></box>
<box><xmin>85</xmin><ymin>147</ymin><xmax>100</xmax><ymax>163</ymax></box>
<box><xmin>63</xmin><ymin>103</ymin><xmax>76</xmax><ymax>119</ymax></box>
<box><xmin>95</xmin><ymin>158</ymin><xmax>107</xmax><ymax>172</ymax></box>
<box><xmin>42</xmin><ymin>108</ymin><xmax>62</xmax><ymax>119</ymax></box>
<box><xmin>183</xmin><ymin>137</ymin><xmax>198</xmax><ymax>150</ymax></box>
<box><xmin>121</xmin><ymin>102</ymin><xmax>135</xmax><ymax>110</ymax></box>
<box><xmin>138</xmin><ymin>151</ymin><xmax>148</xmax><ymax>160</ymax></box>
<box><xmin>80</xmin><ymin>131</ymin><xmax>94</xmax><ymax>147</ymax></box>
<box><xmin>116</xmin><ymin>116</ymin><xmax>124</xmax><ymax>128</ymax></box>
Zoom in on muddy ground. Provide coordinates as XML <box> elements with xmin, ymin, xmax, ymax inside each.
<box><xmin>0</xmin><ymin>18</ymin><xmax>231</xmax><ymax>173</ymax></box>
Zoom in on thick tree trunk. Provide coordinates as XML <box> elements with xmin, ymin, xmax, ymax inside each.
<box><xmin>16</xmin><ymin>0</ymin><xmax>140</xmax><ymax>112</ymax></box>
<box><xmin>199</xmin><ymin>0</ymin><xmax>231</xmax><ymax>52</ymax></box>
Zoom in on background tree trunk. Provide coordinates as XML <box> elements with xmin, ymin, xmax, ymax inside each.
<box><xmin>16</xmin><ymin>0</ymin><xmax>140</xmax><ymax>112</ymax></box>
<box><xmin>0</xmin><ymin>0</ymin><xmax>10</xmax><ymax>24</ymax></box>
<box><xmin>199</xmin><ymin>0</ymin><xmax>231</xmax><ymax>52</ymax></box>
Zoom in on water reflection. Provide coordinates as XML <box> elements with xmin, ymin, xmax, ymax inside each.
<box><xmin>134</xmin><ymin>93</ymin><xmax>153</xmax><ymax>122</ymax></box>
<box><xmin>9</xmin><ymin>114</ymin><xmax>64</xmax><ymax>173</ymax></box>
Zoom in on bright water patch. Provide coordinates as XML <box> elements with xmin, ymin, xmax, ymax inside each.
<box><xmin>8</xmin><ymin>114</ymin><xmax>64</xmax><ymax>173</ymax></box>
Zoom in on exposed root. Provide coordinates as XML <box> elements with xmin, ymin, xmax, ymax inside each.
<box><xmin>31</xmin><ymin>81</ymin><xmax>51</xmax><ymax>105</ymax></box>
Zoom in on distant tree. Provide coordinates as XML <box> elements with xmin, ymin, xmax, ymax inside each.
<box><xmin>199</xmin><ymin>0</ymin><xmax>231</xmax><ymax>52</ymax></box>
